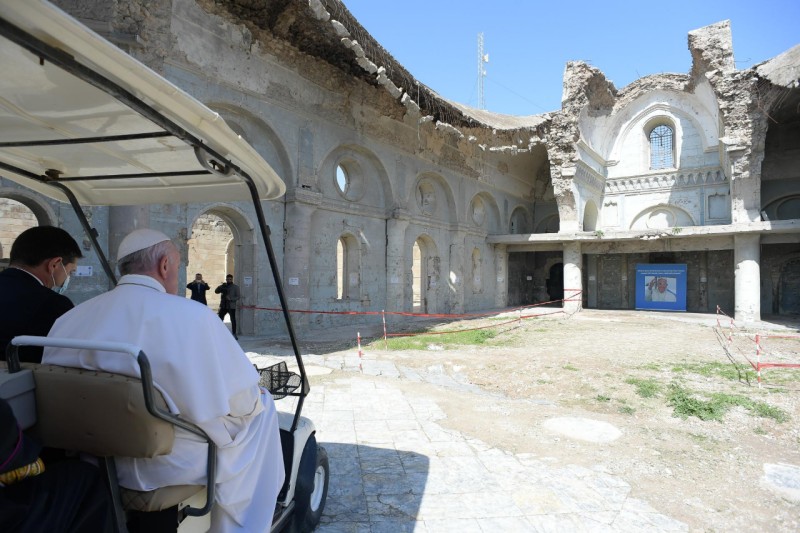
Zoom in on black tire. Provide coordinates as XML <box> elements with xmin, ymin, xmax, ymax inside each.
<box><xmin>289</xmin><ymin>436</ymin><xmax>329</xmax><ymax>532</ymax></box>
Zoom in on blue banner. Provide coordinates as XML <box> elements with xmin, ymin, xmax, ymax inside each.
<box><xmin>635</xmin><ymin>264</ymin><xmax>687</xmax><ymax>312</ymax></box>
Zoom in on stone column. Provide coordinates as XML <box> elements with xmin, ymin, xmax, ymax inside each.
<box><xmin>448</xmin><ymin>231</ymin><xmax>466</xmax><ymax>314</ymax></box>
<box><xmin>283</xmin><ymin>194</ymin><xmax>319</xmax><ymax>329</ymax></box>
<box><xmin>386</xmin><ymin>215</ymin><xmax>409</xmax><ymax>313</ymax></box>
<box><xmin>562</xmin><ymin>241</ymin><xmax>583</xmax><ymax>314</ymax></box>
<box><xmin>734</xmin><ymin>234</ymin><xmax>760</xmax><ymax>322</ymax></box>
<box><xmin>494</xmin><ymin>244</ymin><xmax>508</xmax><ymax>308</ymax></box>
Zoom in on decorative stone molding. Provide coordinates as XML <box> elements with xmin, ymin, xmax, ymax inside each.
<box><xmin>606</xmin><ymin>167</ymin><xmax>726</xmax><ymax>194</ymax></box>
<box><xmin>574</xmin><ymin>163</ymin><xmax>605</xmax><ymax>194</ymax></box>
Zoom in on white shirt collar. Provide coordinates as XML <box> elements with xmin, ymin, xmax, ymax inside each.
<box><xmin>116</xmin><ymin>274</ymin><xmax>166</xmax><ymax>293</ymax></box>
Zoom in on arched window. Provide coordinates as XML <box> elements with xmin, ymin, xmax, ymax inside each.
<box><xmin>336</xmin><ymin>234</ymin><xmax>360</xmax><ymax>300</ymax></box>
<box><xmin>649</xmin><ymin>124</ymin><xmax>674</xmax><ymax>169</ymax></box>
<box><xmin>336</xmin><ymin>238</ymin><xmax>346</xmax><ymax>299</ymax></box>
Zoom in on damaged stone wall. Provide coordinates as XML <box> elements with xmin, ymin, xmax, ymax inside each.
<box><xmin>4</xmin><ymin>1</ymin><xmax>796</xmax><ymax>328</ymax></box>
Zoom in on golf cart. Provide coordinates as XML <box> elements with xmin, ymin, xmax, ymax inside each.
<box><xmin>0</xmin><ymin>1</ymin><xmax>328</xmax><ymax>531</ymax></box>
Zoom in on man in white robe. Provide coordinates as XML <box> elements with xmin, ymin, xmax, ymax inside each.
<box><xmin>44</xmin><ymin>229</ymin><xmax>284</xmax><ymax>532</ymax></box>
<box><xmin>645</xmin><ymin>276</ymin><xmax>677</xmax><ymax>303</ymax></box>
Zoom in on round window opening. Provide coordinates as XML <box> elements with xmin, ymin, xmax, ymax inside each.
<box><xmin>335</xmin><ymin>165</ymin><xmax>349</xmax><ymax>195</ymax></box>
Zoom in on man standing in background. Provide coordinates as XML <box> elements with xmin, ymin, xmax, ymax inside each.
<box><xmin>216</xmin><ymin>274</ymin><xmax>240</xmax><ymax>339</ymax></box>
<box><xmin>186</xmin><ymin>272</ymin><xmax>210</xmax><ymax>305</ymax></box>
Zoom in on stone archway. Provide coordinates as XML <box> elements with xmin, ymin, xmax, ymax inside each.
<box><xmin>187</xmin><ymin>205</ymin><xmax>256</xmax><ymax>335</ymax></box>
<box><xmin>0</xmin><ymin>189</ymin><xmax>58</xmax><ymax>261</ymax></box>
<box><xmin>411</xmin><ymin>235</ymin><xmax>440</xmax><ymax>314</ymax></box>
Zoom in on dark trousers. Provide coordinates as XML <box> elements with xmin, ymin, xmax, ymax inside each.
<box><xmin>218</xmin><ymin>306</ymin><xmax>237</xmax><ymax>337</ymax></box>
<box><xmin>0</xmin><ymin>460</ymin><xmax>113</xmax><ymax>533</ymax></box>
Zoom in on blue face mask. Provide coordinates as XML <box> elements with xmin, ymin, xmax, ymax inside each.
<box><xmin>51</xmin><ymin>263</ymin><xmax>71</xmax><ymax>295</ymax></box>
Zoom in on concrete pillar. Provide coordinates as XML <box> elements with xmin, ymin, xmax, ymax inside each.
<box><xmin>734</xmin><ymin>234</ymin><xmax>760</xmax><ymax>322</ymax></box>
<box><xmin>586</xmin><ymin>254</ymin><xmax>597</xmax><ymax>308</ymax></box>
<box><xmin>494</xmin><ymin>244</ymin><xmax>508</xmax><ymax>308</ymax></box>
<box><xmin>283</xmin><ymin>201</ymin><xmax>316</xmax><ymax>328</ymax></box>
<box><xmin>563</xmin><ymin>241</ymin><xmax>583</xmax><ymax>314</ymax></box>
<box><xmin>386</xmin><ymin>216</ymin><xmax>409</xmax><ymax>312</ymax></box>
<box><xmin>448</xmin><ymin>231</ymin><xmax>466</xmax><ymax>314</ymax></box>
<box><xmin>620</xmin><ymin>254</ymin><xmax>630</xmax><ymax>308</ymax></box>
<box><xmin>699</xmin><ymin>252</ymin><xmax>709</xmax><ymax>312</ymax></box>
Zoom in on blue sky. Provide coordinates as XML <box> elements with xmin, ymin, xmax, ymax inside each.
<box><xmin>343</xmin><ymin>0</ymin><xmax>800</xmax><ymax>116</ymax></box>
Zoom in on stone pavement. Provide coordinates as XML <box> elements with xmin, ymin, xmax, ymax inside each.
<box><xmin>250</xmin><ymin>350</ymin><xmax>689</xmax><ymax>533</ymax></box>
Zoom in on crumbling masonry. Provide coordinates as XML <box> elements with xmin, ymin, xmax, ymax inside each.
<box><xmin>1</xmin><ymin>0</ymin><xmax>798</xmax><ymax>333</ymax></box>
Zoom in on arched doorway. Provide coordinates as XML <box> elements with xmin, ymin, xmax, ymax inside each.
<box><xmin>411</xmin><ymin>236</ymin><xmax>440</xmax><ymax>314</ymax></box>
<box><xmin>187</xmin><ymin>207</ymin><xmax>256</xmax><ymax>335</ymax></box>
<box><xmin>0</xmin><ymin>198</ymin><xmax>38</xmax><ymax>260</ymax></box>
<box><xmin>187</xmin><ymin>213</ymin><xmax>234</xmax><ymax>311</ymax></box>
<box><xmin>0</xmin><ymin>191</ymin><xmax>57</xmax><ymax>269</ymax></box>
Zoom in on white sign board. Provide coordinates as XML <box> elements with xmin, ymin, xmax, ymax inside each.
<box><xmin>75</xmin><ymin>265</ymin><xmax>93</xmax><ymax>277</ymax></box>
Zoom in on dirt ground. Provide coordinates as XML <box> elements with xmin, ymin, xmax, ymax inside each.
<box><xmin>297</xmin><ymin>309</ymin><xmax>800</xmax><ymax>532</ymax></box>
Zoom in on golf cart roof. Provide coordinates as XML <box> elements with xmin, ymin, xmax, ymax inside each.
<box><xmin>0</xmin><ymin>0</ymin><xmax>286</xmax><ymax>206</ymax></box>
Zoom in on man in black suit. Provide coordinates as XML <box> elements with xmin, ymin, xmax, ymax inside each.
<box><xmin>0</xmin><ymin>226</ymin><xmax>82</xmax><ymax>363</ymax></box>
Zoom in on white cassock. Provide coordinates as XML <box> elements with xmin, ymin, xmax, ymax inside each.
<box><xmin>44</xmin><ymin>274</ymin><xmax>284</xmax><ymax>532</ymax></box>
<box><xmin>646</xmin><ymin>288</ymin><xmax>677</xmax><ymax>302</ymax></box>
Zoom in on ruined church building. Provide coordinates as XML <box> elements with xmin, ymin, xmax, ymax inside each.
<box><xmin>1</xmin><ymin>0</ymin><xmax>799</xmax><ymax>335</ymax></box>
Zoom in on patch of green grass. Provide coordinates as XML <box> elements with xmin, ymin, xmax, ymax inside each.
<box><xmin>377</xmin><ymin>328</ymin><xmax>497</xmax><ymax>350</ymax></box>
<box><xmin>625</xmin><ymin>377</ymin><xmax>661</xmax><ymax>398</ymax></box>
<box><xmin>563</xmin><ymin>364</ymin><xmax>578</xmax><ymax>371</ymax></box>
<box><xmin>638</xmin><ymin>362</ymin><xmax>663</xmax><ymax>372</ymax></box>
<box><xmin>671</xmin><ymin>361</ymin><xmax>756</xmax><ymax>382</ymax></box>
<box><xmin>596</xmin><ymin>395</ymin><xmax>611</xmax><ymax>402</ymax></box>
<box><xmin>667</xmin><ymin>384</ymin><xmax>790</xmax><ymax>423</ymax></box>
<box><xmin>618</xmin><ymin>405</ymin><xmax>636</xmax><ymax>415</ymax></box>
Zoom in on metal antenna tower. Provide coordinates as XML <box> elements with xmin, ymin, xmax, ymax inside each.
<box><xmin>477</xmin><ymin>32</ymin><xmax>489</xmax><ymax>109</ymax></box>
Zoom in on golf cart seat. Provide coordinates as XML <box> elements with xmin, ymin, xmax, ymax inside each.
<box><xmin>4</xmin><ymin>336</ymin><xmax>216</xmax><ymax>531</ymax></box>
<box><xmin>30</xmin><ymin>364</ymin><xmax>207</xmax><ymax>512</ymax></box>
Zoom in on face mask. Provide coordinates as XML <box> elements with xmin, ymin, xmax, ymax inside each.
<box><xmin>52</xmin><ymin>263</ymin><xmax>71</xmax><ymax>295</ymax></box>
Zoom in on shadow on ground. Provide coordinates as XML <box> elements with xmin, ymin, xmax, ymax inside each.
<box><xmin>319</xmin><ymin>443</ymin><xmax>429</xmax><ymax>532</ymax></box>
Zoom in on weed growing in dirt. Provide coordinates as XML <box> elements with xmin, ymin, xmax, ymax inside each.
<box><xmin>671</xmin><ymin>361</ymin><xmax>756</xmax><ymax>382</ymax></box>
<box><xmin>625</xmin><ymin>377</ymin><xmax>661</xmax><ymax>398</ymax></box>
<box><xmin>378</xmin><ymin>328</ymin><xmax>497</xmax><ymax>350</ymax></box>
<box><xmin>618</xmin><ymin>405</ymin><xmax>636</xmax><ymax>415</ymax></box>
<box><xmin>638</xmin><ymin>362</ymin><xmax>662</xmax><ymax>372</ymax></box>
<box><xmin>667</xmin><ymin>384</ymin><xmax>789</xmax><ymax>422</ymax></box>
<box><xmin>753</xmin><ymin>426</ymin><xmax>767</xmax><ymax>435</ymax></box>
<box><xmin>596</xmin><ymin>395</ymin><xmax>611</xmax><ymax>402</ymax></box>
<box><xmin>563</xmin><ymin>364</ymin><xmax>578</xmax><ymax>371</ymax></box>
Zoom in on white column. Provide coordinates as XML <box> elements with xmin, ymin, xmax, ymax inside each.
<box><xmin>563</xmin><ymin>241</ymin><xmax>583</xmax><ymax>314</ymax></box>
<box><xmin>734</xmin><ymin>234</ymin><xmax>760</xmax><ymax>322</ymax></box>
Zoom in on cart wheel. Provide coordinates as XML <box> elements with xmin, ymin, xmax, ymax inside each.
<box><xmin>289</xmin><ymin>436</ymin><xmax>329</xmax><ymax>532</ymax></box>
